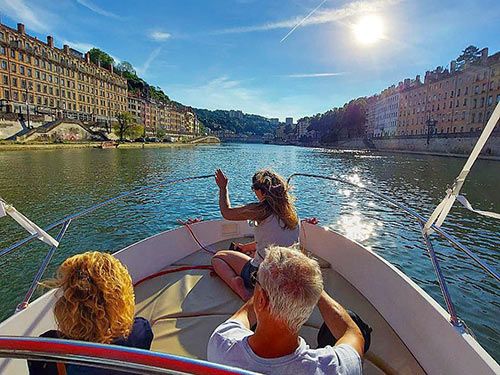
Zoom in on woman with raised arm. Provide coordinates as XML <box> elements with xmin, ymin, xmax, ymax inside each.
<box><xmin>212</xmin><ymin>169</ymin><xmax>300</xmax><ymax>300</ymax></box>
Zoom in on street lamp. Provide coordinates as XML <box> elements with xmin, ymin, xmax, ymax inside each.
<box><xmin>426</xmin><ymin>117</ymin><xmax>437</xmax><ymax>145</ymax></box>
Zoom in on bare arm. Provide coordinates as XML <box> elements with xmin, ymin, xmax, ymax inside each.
<box><xmin>228</xmin><ymin>297</ymin><xmax>256</xmax><ymax>329</ymax></box>
<box><xmin>317</xmin><ymin>291</ymin><xmax>365</xmax><ymax>357</ymax></box>
<box><xmin>216</xmin><ymin>169</ymin><xmax>260</xmax><ymax>221</ymax></box>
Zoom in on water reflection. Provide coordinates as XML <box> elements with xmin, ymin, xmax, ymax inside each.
<box><xmin>0</xmin><ymin>144</ymin><xmax>498</xmax><ymax>361</ymax></box>
<box><xmin>336</xmin><ymin>211</ymin><xmax>377</xmax><ymax>243</ymax></box>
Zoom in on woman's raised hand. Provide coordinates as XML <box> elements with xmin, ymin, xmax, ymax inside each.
<box><xmin>215</xmin><ymin>169</ymin><xmax>228</xmax><ymax>190</ymax></box>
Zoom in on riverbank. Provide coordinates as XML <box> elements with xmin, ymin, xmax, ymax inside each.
<box><xmin>0</xmin><ymin>141</ymin><xmax>216</xmax><ymax>152</ymax></box>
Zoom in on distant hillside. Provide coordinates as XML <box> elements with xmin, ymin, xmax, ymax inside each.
<box><xmin>194</xmin><ymin>109</ymin><xmax>278</xmax><ymax>135</ymax></box>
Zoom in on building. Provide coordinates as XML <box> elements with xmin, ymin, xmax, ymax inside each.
<box><xmin>0</xmin><ymin>22</ymin><xmax>128</xmax><ymax>125</ymax></box>
<box><xmin>269</xmin><ymin>118</ymin><xmax>279</xmax><ymax>126</ymax></box>
<box><xmin>296</xmin><ymin>118</ymin><xmax>310</xmax><ymax>139</ymax></box>
<box><xmin>285</xmin><ymin>117</ymin><xmax>293</xmax><ymax>126</ymax></box>
<box><xmin>372</xmin><ymin>85</ymin><xmax>400</xmax><ymax>137</ymax></box>
<box><xmin>373</xmin><ymin>47</ymin><xmax>499</xmax><ymax>138</ymax></box>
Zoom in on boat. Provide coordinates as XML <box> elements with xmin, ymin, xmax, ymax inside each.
<box><xmin>0</xmin><ymin>105</ymin><xmax>498</xmax><ymax>374</ymax></box>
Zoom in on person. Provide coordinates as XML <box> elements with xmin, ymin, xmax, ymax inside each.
<box><xmin>212</xmin><ymin>169</ymin><xmax>300</xmax><ymax>300</ymax></box>
<box><xmin>207</xmin><ymin>246</ymin><xmax>365</xmax><ymax>375</ymax></box>
<box><xmin>28</xmin><ymin>251</ymin><xmax>153</xmax><ymax>375</ymax></box>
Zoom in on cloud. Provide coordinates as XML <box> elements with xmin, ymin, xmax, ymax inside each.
<box><xmin>136</xmin><ymin>47</ymin><xmax>162</xmax><ymax>76</ymax></box>
<box><xmin>62</xmin><ymin>40</ymin><xmax>95</xmax><ymax>53</ymax></box>
<box><xmin>75</xmin><ymin>0</ymin><xmax>123</xmax><ymax>19</ymax></box>
<box><xmin>0</xmin><ymin>0</ymin><xmax>53</xmax><ymax>33</ymax></box>
<box><xmin>284</xmin><ymin>72</ymin><xmax>346</xmax><ymax>78</ymax></box>
<box><xmin>149</xmin><ymin>30</ymin><xmax>172</xmax><ymax>42</ymax></box>
<box><xmin>212</xmin><ymin>0</ymin><xmax>400</xmax><ymax>35</ymax></box>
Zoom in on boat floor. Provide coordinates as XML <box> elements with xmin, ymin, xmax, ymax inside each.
<box><xmin>134</xmin><ymin>237</ymin><xmax>425</xmax><ymax>375</ymax></box>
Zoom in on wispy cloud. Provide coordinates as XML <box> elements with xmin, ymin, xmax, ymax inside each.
<box><xmin>0</xmin><ymin>0</ymin><xmax>53</xmax><ymax>33</ymax></box>
<box><xmin>284</xmin><ymin>72</ymin><xmax>346</xmax><ymax>78</ymax></box>
<box><xmin>149</xmin><ymin>30</ymin><xmax>172</xmax><ymax>42</ymax></box>
<box><xmin>75</xmin><ymin>0</ymin><xmax>123</xmax><ymax>19</ymax></box>
<box><xmin>63</xmin><ymin>40</ymin><xmax>95</xmax><ymax>53</ymax></box>
<box><xmin>136</xmin><ymin>47</ymin><xmax>162</xmax><ymax>76</ymax></box>
<box><xmin>213</xmin><ymin>0</ymin><xmax>400</xmax><ymax>35</ymax></box>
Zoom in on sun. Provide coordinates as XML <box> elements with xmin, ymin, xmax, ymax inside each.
<box><xmin>353</xmin><ymin>15</ymin><xmax>385</xmax><ymax>45</ymax></box>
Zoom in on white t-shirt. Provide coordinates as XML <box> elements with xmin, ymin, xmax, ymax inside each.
<box><xmin>207</xmin><ymin>320</ymin><xmax>362</xmax><ymax>375</ymax></box>
<box><xmin>251</xmin><ymin>215</ymin><xmax>300</xmax><ymax>267</ymax></box>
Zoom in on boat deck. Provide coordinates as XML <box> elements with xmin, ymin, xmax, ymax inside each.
<box><xmin>134</xmin><ymin>237</ymin><xmax>425</xmax><ymax>375</ymax></box>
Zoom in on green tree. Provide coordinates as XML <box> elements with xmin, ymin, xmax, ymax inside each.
<box><xmin>116</xmin><ymin>61</ymin><xmax>136</xmax><ymax>75</ymax></box>
<box><xmin>113</xmin><ymin>112</ymin><xmax>143</xmax><ymax>141</ymax></box>
<box><xmin>456</xmin><ymin>45</ymin><xmax>481</xmax><ymax>69</ymax></box>
<box><xmin>88</xmin><ymin>48</ymin><xmax>114</xmax><ymax>68</ymax></box>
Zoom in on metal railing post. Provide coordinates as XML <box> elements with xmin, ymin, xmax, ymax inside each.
<box><xmin>420</xmin><ymin>226</ymin><xmax>462</xmax><ymax>327</ymax></box>
<box><xmin>15</xmin><ymin>219</ymin><xmax>71</xmax><ymax>313</ymax></box>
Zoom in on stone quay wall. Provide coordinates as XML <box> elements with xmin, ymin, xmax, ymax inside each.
<box><xmin>371</xmin><ymin>132</ymin><xmax>500</xmax><ymax>157</ymax></box>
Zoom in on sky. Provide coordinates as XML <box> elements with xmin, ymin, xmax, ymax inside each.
<box><xmin>0</xmin><ymin>0</ymin><xmax>499</xmax><ymax>121</ymax></box>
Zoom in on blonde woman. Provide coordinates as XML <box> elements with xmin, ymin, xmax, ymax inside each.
<box><xmin>28</xmin><ymin>251</ymin><xmax>153</xmax><ymax>375</ymax></box>
<box><xmin>212</xmin><ymin>169</ymin><xmax>300</xmax><ymax>300</ymax></box>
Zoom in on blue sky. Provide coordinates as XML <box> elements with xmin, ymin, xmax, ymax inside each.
<box><xmin>1</xmin><ymin>0</ymin><xmax>499</xmax><ymax>120</ymax></box>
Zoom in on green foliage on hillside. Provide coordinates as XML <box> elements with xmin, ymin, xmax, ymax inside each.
<box><xmin>194</xmin><ymin>109</ymin><xmax>278</xmax><ymax>136</ymax></box>
<box><xmin>88</xmin><ymin>48</ymin><xmax>114</xmax><ymax>68</ymax></box>
<box><xmin>301</xmin><ymin>98</ymin><xmax>367</xmax><ymax>142</ymax></box>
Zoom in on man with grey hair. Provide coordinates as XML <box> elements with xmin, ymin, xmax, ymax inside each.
<box><xmin>207</xmin><ymin>245</ymin><xmax>364</xmax><ymax>374</ymax></box>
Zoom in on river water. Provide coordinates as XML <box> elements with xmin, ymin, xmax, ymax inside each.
<box><xmin>0</xmin><ymin>143</ymin><xmax>498</xmax><ymax>360</ymax></box>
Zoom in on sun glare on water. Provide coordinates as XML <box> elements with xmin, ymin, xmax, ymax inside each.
<box><xmin>353</xmin><ymin>15</ymin><xmax>385</xmax><ymax>45</ymax></box>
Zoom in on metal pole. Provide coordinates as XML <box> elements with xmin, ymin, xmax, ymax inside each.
<box><xmin>420</xmin><ymin>226</ymin><xmax>462</xmax><ymax>327</ymax></box>
<box><xmin>25</xmin><ymin>86</ymin><xmax>30</xmax><ymax>129</ymax></box>
<box><xmin>15</xmin><ymin>219</ymin><xmax>71</xmax><ymax>313</ymax></box>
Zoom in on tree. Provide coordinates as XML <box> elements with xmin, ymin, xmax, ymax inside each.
<box><xmin>88</xmin><ymin>48</ymin><xmax>114</xmax><ymax>68</ymax></box>
<box><xmin>456</xmin><ymin>45</ymin><xmax>481</xmax><ymax>69</ymax></box>
<box><xmin>113</xmin><ymin>112</ymin><xmax>143</xmax><ymax>141</ymax></box>
<box><xmin>116</xmin><ymin>61</ymin><xmax>136</xmax><ymax>75</ymax></box>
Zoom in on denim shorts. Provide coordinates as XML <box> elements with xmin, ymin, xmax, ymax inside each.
<box><xmin>240</xmin><ymin>260</ymin><xmax>258</xmax><ymax>290</ymax></box>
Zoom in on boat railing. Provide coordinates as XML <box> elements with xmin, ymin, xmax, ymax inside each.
<box><xmin>287</xmin><ymin>173</ymin><xmax>499</xmax><ymax>328</ymax></box>
<box><xmin>0</xmin><ymin>336</ymin><xmax>259</xmax><ymax>375</ymax></box>
<box><xmin>1</xmin><ymin>172</ymin><xmax>498</xmax><ymax>328</ymax></box>
<box><xmin>0</xmin><ymin>174</ymin><xmax>214</xmax><ymax>312</ymax></box>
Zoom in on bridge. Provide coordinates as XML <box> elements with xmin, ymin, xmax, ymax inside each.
<box><xmin>188</xmin><ymin>136</ymin><xmax>220</xmax><ymax>144</ymax></box>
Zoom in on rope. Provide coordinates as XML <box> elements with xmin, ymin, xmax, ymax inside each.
<box><xmin>177</xmin><ymin>218</ymin><xmax>217</xmax><ymax>255</ymax></box>
<box><xmin>133</xmin><ymin>265</ymin><xmax>213</xmax><ymax>287</ymax></box>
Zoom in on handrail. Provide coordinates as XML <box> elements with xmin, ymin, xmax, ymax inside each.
<box><xmin>1</xmin><ymin>174</ymin><xmax>214</xmax><ymax>312</ymax></box>
<box><xmin>0</xmin><ymin>174</ymin><xmax>214</xmax><ymax>259</ymax></box>
<box><xmin>287</xmin><ymin>173</ymin><xmax>499</xmax><ymax>283</ymax></box>
<box><xmin>287</xmin><ymin>172</ymin><xmax>499</xmax><ymax>328</ymax></box>
<box><xmin>0</xmin><ymin>336</ymin><xmax>259</xmax><ymax>375</ymax></box>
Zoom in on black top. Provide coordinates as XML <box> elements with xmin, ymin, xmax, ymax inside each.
<box><xmin>28</xmin><ymin>317</ymin><xmax>154</xmax><ymax>375</ymax></box>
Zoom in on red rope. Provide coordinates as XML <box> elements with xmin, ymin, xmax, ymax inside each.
<box><xmin>133</xmin><ymin>265</ymin><xmax>213</xmax><ymax>287</ymax></box>
<box><xmin>177</xmin><ymin>218</ymin><xmax>217</xmax><ymax>255</ymax></box>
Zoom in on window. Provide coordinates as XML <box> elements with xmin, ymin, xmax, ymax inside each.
<box><xmin>18</xmin><ymin>52</ymin><xmax>23</xmax><ymax>61</ymax></box>
<box><xmin>1</xmin><ymin>60</ymin><xmax>6</xmax><ymax>70</ymax></box>
<box><xmin>465</xmin><ymin>87</ymin><xmax>468</xmax><ymax>95</ymax></box>
<box><xmin>475</xmin><ymin>86</ymin><xmax>479</xmax><ymax>94</ymax></box>
<box><xmin>478</xmin><ymin>113</ymin><xmax>483</xmax><ymax>122</ymax></box>
<box><xmin>11</xmin><ymin>77</ymin><xmax>17</xmax><ymax>87</ymax></box>
<box><xmin>457</xmin><ymin>88</ymin><xmax>461</xmax><ymax>96</ymax></box>
<box><xmin>20</xmin><ymin>65</ymin><xmax>25</xmax><ymax>75</ymax></box>
<box><xmin>471</xmin><ymin>113</ymin><xmax>475</xmax><ymax>123</ymax></box>
<box><xmin>480</xmin><ymin>97</ymin><xmax>484</xmax><ymax>107</ymax></box>
<box><xmin>11</xmin><ymin>63</ymin><xmax>16</xmax><ymax>73</ymax></box>
<box><xmin>497</xmin><ymin>94</ymin><xmax>500</xmax><ymax>103</ymax></box>
<box><xmin>35</xmin><ymin>70</ymin><xmax>40</xmax><ymax>79</ymax></box>
<box><xmin>10</xmin><ymin>50</ymin><xmax>15</xmax><ymax>58</ymax></box>
<box><xmin>473</xmin><ymin>99</ymin><xmax>477</xmax><ymax>108</ymax></box>
<box><xmin>0</xmin><ymin>32</ymin><xmax>4</xmax><ymax>41</ymax></box>
<box><xmin>27</xmin><ymin>68</ymin><xmax>32</xmax><ymax>77</ymax></box>
<box><xmin>0</xmin><ymin>46</ymin><xmax>5</xmax><ymax>55</ymax></box>
<box><xmin>2</xmin><ymin>75</ymin><xmax>7</xmax><ymax>84</ymax></box>
<box><xmin>3</xmin><ymin>89</ymin><xmax>9</xmax><ymax>99</ymax></box>
<box><xmin>463</xmin><ymin>98</ymin><xmax>467</xmax><ymax>106</ymax></box>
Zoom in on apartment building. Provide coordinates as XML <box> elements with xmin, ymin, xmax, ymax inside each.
<box><xmin>372</xmin><ymin>48</ymin><xmax>499</xmax><ymax>138</ymax></box>
<box><xmin>0</xmin><ymin>22</ymin><xmax>127</xmax><ymax>123</ymax></box>
<box><xmin>372</xmin><ymin>85</ymin><xmax>400</xmax><ymax>137</ymax></box>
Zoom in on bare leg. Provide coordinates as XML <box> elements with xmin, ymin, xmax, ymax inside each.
<box><xmin>212</xmin><ymin>250</ymin><xmax>253</xmax><ymax>301</ymax></box>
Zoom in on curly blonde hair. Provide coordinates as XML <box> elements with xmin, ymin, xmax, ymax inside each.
<box><xmin>45</xmin><ymin>252</ymin><xmax>135</xmax><ymax>344</ymax></box>
<box><xmin>252</xmin><ymin>169</ymin><xmax>299</xmax><ymax>230</ymax></box>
